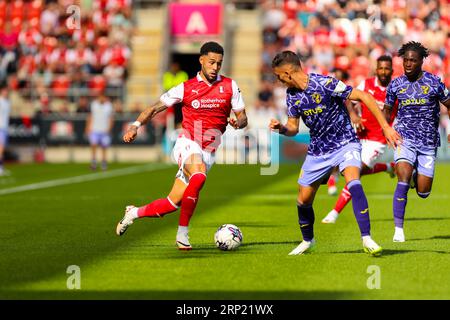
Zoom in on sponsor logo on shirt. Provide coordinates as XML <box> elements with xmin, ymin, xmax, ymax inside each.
<box><xmin>303</xmin><ymin>106</ymin><xmax>323</xmax><ymax>116</ymax></box>
<box><xmin>191</xmin><ymin>98</ymin><xmax>226</xmax><ymax>109</ymax></box>
<box><xmin>401</xmin><ymin>98</ymin><xmax>427</xmax><ymax>106</ymax></box>
<box><xmin>191</xmin><ymin>99</ymin><xmax>200</xmax><ymax>109</ymax></box>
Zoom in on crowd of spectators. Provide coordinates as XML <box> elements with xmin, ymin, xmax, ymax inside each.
<box><xmin>0</xmin><ymin>0</ymin><xmax>134</xmax><ymax>116</ymax></box>
<box><xmin>258</xmin><ymin>0</ymin><xmax>450</xmax><ymax>123</ymax></box>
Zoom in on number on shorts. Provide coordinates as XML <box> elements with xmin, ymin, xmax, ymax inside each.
<box><xmin>344</xmin><ymin>151</ymin><xmax>361</xmax><ymax>162</ymax></box>
<box><xmin>424</xmin><ymin>156</ymin><xmax>434</xmax><ymax>169</ymax></box>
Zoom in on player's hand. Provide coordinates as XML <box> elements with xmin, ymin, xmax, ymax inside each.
<box><xmin>269</xmin><ymin>119</ymin><xmax>281</xmax><ymax>131</ymax></box>
<box><xmin>123</xmin><ymin>126</ymin><xmax>138</xmax><ymax>143</ymax></box>
<box><xmin>352</xmin><ymin>117</ymin><xmax>366</xmax><ymax>132</ymax></box>
<box><xmin>228</xmin><ymin>118</ymin><xmax>239</xmax><ymax>129</ymax></box>
<box><xmin>383</xmin><ymin>126</ymin><xmax>402</xmax><ymax>149</ymax></box>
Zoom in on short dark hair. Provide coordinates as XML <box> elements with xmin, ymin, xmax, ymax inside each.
<box><xmin>272</xmin><ymin>51</ymin><xmax>301</xmax><ymax>69</ymax></box>
<box><xmin>200</xmin><ymin>42</ymin><xmax>224</xmax><ymax>56</ymax></box>
<box><xmin>377</xmin><ymin>55</ymin><xmax>392</xmax><ymax>64</ymax></box>
<box><xmin>398</xmin><ymin>41</ymin><xmax>429</xmax><ymax>59</ymax></box>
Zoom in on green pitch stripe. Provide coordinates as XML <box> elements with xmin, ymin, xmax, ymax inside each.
<box><xmin>0</xmin><ymin>163</ymin><xmax>170</xmax><ymax>196</ymax></box>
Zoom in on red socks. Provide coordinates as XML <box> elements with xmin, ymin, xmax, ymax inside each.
<box><xmin>136</xmin><ymin>172</ymin><xmax>207</xmax><ymax>226</ymax></box>
<box><xmin>137</xmin><ymin>197</ymin><xmax>178</xmax><ymax>218</ymax></box>
<box><xmin>179</xmin><ymin>173</ymin><xmax>207</xmax><ymax>227</ymax></box>
<box><xmin>334</xmin><ymin>185</ymin><xmax>352</xmax><ymax>213</ymax></box>
<box><xmin>362</xmin><ymin>162</ymin><xmax>394</xmax><ymax>175</ymax></box>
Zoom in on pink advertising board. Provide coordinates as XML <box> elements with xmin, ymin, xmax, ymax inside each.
<box><xmin>169</xmin><ymin>3</ymin><xmax>223</xmax><ymax>36</ymax></box>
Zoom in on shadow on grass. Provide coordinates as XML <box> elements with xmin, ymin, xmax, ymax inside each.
<box><xmin>201</xmin><ymin>222</ymin><xmax>283</xmax><ymax>228</ymax></box>
<box><xmin>244</xmin><ymin>241</ymin><xmax>300</xmax><ymax>246</ymax></box>
<box><xmin>335</xmin><ymin>248</ymin><xmax>450</xmax><ymax>255</ymax></box>
<box><xmin>0</xmin><ymin>165</ymin><xmax>299</xmax><ymax>288</ymax></box>
<box><xmin>409</xmin><ymin>235</ymin><xmax>450</xmax><ymax>241</ymax></box>
<box><xmin>334</xmin><ymin>249</ymin><xmax>411</xmax><ymax>256</ymax></box>
<box><xmin>0</xmin><ymin>289</ymin><xmax>357</xmax><ymax>300</ymax></box>
<box><xmin>372</xmin><ymin>217</ymin><xmax>450</xmax><ymax>222</ymax></box>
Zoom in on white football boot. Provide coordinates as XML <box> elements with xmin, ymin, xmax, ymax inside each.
<box><xmin>321</xmin><ymin>209</ymin><xmax>339</xmax><ymax>224</ymax></box>
<box><xmin>328</xmin><ymin>185</ymin><xmax>337</xmax><ymax>196</ymax></box>
<box><xmin>393</xmin><ymin>227</ymin><xmax>405</xmax><ymax>242</ymax></box>
<box><xmin>288</xmin><ymin>239</ymin><xmax>316</xmax><ymax>255</ymax></box>
<box><xmin>176</xmin><ymin>232</ymin><xmax>192</xmax><ymax>250</ymax></box>
<box><xmin>362</xmin><ymin>236</ymin><xmax>382</xmax><ymax>256</ymax></box>
<box><xmin>116</xmin><ymin>205</ymin><xmax>136</xmax><ymax>236</ymax></box>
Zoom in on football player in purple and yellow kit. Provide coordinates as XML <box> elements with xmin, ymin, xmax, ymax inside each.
<box><xmin>270</xmin><ymin>51</ymin><xmax>401</xmax><ymax>256</ymax></box>
<box><xmin>384</xmin><ymin>42</ymin><xmax>450</xmax><ymax>242</ymax></box>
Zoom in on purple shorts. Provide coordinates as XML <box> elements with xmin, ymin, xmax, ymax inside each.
<box><xmin>298</xmin><ymin>142</ymin><xmax>362</xmax><ymax>187</ymax></box>
<box><xmin>394</xmin><ymin>139</ymin><xmax>437</xmax><ymax>178</ymax></box>
<box><xmin>0</xmin><ymin>130</ymin><xmax>7</xmax><ymax>146</ymax></box>
<box><xmin>89</xmin><ymin>132</ymin><xmax>111</xmax><ymax>148</ymax></box>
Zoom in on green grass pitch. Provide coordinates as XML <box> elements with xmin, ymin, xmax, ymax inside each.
<box><xmin>0</xmin><ymin>162</ymin><xmax>449</xmax><ymax>299</ymax></box>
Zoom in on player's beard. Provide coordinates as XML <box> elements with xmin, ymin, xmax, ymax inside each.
<box><xmin>201</xmin><ymin>67</ymin><xmax>217</xmax><ymax>84</ymax></box>
<box><xmin>379</xmin><ymin>76</ymin><xmax>391</xmax><ymax>87</ymax></box>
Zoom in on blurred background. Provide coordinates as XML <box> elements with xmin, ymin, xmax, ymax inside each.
<box><xmin>1</xmin><ymin>0</ymin><xmax>449</xmax><ymax>169</ymax></box>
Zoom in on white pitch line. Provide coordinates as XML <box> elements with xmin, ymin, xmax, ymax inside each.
<box><xmin>0</xmin><ymin>163</ymin><xmax>170</xmax><ymax>196</ymax></box>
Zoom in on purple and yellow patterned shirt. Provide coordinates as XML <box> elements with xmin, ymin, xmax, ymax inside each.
<box><xmin>385</xmin><ymin>71</ymin><xmax>450</xmax><ymax>148</ymax></box>
<box><xmin>286</xmin><ymin>73</ymin><xmax>357</xmax><ymax>156</ymax></box>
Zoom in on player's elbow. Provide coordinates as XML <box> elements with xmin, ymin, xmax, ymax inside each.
<box><xmin>286</xmin><ymin>128</ymin><xmax>298</xmax><ymax>137</ymax></box>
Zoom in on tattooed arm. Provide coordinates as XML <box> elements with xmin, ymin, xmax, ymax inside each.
<box><xmin>123</xmin><ymin>101</ymin><xmax>168</xmax><ymax>143</ymax></box>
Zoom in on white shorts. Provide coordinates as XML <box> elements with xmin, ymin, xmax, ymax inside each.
<box><xmin>360</xmin><ymin>139</ymin><xmax>387</xmax><ymax>168</ymax></box>
<box><xmin>172</xmin><ymin>136</ymin><xmax>215</xmax><ymax>185</ymax></box>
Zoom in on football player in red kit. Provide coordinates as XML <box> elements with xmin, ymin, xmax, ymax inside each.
<box><xmin>116</xmin><ymin>42</ymin><xmax>248</xmax><ymax>249</ymax></box>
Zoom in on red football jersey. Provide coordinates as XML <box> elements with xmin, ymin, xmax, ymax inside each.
<box><xmin>160</xmin><ymin>74</ymin><xmax>245</xmax><ymax>152</ymax></box>
<box><xmin>357</xmin><ymin>77</ymin><xmax>397</xmax><ymax>143</ymax></box>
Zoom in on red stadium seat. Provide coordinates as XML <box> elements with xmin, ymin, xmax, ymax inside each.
<box><xmin>89</xmin><ymin>75</ymin><xmax>107</xmax><ymax>95</ymax></box>
<box><xmin>26</xmin><ymin>0</ymin><xmax>43</xmax><ymax>21</ymax></box>
<box><xmin>52</xmin><ymin>75</ymin><xmax>71</xmax><ymax>98</ymax></box>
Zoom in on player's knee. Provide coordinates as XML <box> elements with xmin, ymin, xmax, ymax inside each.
<box><xmin>297</xmin><ymin>201</ymin><xmax>312</xmax><ymax>207</ymax></box>
<box><xmin>347</xmin><ymin>179</ymin><xmax>362</xmax><ymax>190</ymax></box>
<box><xmin>416</xmin><ymin>190</ymin><xmax>431</xmax><ymax>198</ymax></box>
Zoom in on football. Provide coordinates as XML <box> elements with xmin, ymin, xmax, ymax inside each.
<box><xmin>214</xmin><ymin>224</ymin><xmax>243</xmax><ymax>251</ymax></box>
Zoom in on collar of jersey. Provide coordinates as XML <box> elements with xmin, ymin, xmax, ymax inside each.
<box><xmin>374</xmin><ymin>77</ymin><xmax>386</xmax><ymax>91</ymax></box>
<box><xmin>196</xmin><ymin>72</ymin><xmax>222</xmax><ymax>86</ymax></box>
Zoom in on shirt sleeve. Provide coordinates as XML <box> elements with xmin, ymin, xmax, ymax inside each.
<box><xmin>324</xmin><ymin>76</ymin><xmax>353</xmax><ymax>99</ymax></box>
<box><xmin>384</xmin><ymin>81</ymin><xmax>397</xmax><ymax>108</ymax></box>
<box><xmin>286</xmin><ymin>91</ymin><xmax>300</xmax><ymax>118</ymax></box>
<box><xmin>231</xmin><ymin>80</ymin><xmax>245</xmax><ymax>112</ymax></box>
<box><xmin>160</xmin><ymin>83</ymin><xmax>184</xmax><ymax>106</ymax></box>
<box><xmin>356</xmin><ymin>80</ymin><xmax>365</xmax><ymax>91</ymax></box>
<box><xmin>437</xmin><ymin>78</ymin><xmax>450</xmax><ymax>103</ymax></box>
<box><xmin>350</xmin><ymin>80</ymin><xmax>365</xmax><ymax>103</ymax></box>
<box><xmin>108</xmin><ymin>103</ymin><xmax>114</xmax><ymax>117</ymax></box>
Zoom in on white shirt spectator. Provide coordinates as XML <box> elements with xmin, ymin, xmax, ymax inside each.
<box><xmin>90</xmin><ymin>99</ymin><xmax>113</xmax><ymax>133</ymax></box>
<box><xmin>0</xmin><ymin>96</ymin><xmax>11</xmax><ymax>130</ymax></box>
<box><xmin>103</xmin><ymin>64</ymin><xmax>125</xmax><ymax>86</ymax></box>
